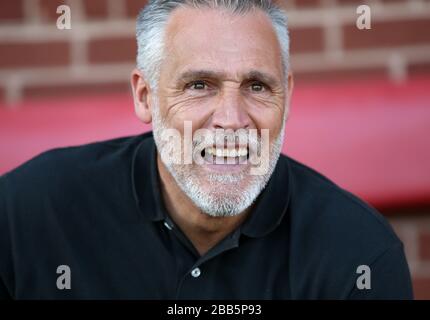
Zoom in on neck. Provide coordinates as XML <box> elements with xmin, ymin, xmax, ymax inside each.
<box><xmin>157</xmin><ymin>155</ymin><xmax>251</xmax><ymax>256</ymax></box>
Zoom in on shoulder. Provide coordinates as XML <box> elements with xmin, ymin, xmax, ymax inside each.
<box><xmin>4</xmin><ymin>133</ymin><xmax>150</xmax><ymax>182</ymax></box>
<box><xmin>283</xmin><ymin>157</ymin><xmax>401</xmax><ymax>257</ymax></box>
<box><xmin>278</xmin><ymin>155</ymin><xmax>409</xmax><ymax>297</ymax></box>
<box><xmin>283</xmin><ymin>154</ymin><xmax>399</xmax><ymax>244</ymax></box>
<box><xmin>1</xmin><ymin>133</ymin><xmax>152</xmax><ymax>213</ymax></box>
<box><xmin>5</xmin><ymin>134</ymin><xmax>146</xmax><ymax>178</ymax></box>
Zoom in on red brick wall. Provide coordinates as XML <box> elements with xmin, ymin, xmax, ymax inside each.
<box><xmin>1</xmin><ymin>0</ymin><xmax>430</xmax><ymax>299</ymax></box>
<box><xmin>0</xmin><ymin>0</ymin><xmax>429</xmax><ymax>104</ymax></box>
<box><xmin>389</xmin><ymin>213</ymin><xmax>430</xmax><ymax>299</ymax></box>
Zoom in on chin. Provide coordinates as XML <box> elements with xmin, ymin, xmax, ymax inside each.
<box><xmin>184</xmin><ymin>172</ymin><xmax>262</xmax><ymax>218</ymax></box>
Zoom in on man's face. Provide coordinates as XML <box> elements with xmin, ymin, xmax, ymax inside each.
<box><xmin>151</xmin><ymin>7</ymin><xmax>292</xmax><ymax>217</ymax></box>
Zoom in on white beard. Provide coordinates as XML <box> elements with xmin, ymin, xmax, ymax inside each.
<box><xmin>152</xmin><ymin>101</ymin><xmax>286</xmax><ymax>217</ymax></box>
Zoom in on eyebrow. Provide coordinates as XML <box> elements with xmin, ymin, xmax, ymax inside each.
<box><xmin>174</xmin><ymin>69</ymin><xmax>281</xmax><ymax>87</ymax></box>
<box><xmin>246</xmin><ymin>70</ymin><xmax>280</xmax><ymax>87</ymax></box>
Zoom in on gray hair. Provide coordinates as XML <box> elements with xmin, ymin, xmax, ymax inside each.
<box><xmin>136</xmin><ymin>0</ymin><xmax>290</xmax><ymax>89</ymax></box>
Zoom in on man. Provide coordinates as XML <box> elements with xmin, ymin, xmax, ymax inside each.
<box><xmin>0</xmin><ymin>0</ymin><xmax>413</xmax><ymax>299</ymax></box>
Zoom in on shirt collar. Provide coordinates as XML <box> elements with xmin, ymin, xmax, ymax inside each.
<box><xmin>132</xmin><ymin>133</ymin><xmax>166</xmax><ymax>222</ymax></box>
<box><xmin>240</xmin><ymin>156</ymin><xmax>291</xmax><ymax>238</ymax></box>
<box><xmin>132</xmin><ymin>133</ymin><xmax>291</xmax><ymax>238</ymax></box>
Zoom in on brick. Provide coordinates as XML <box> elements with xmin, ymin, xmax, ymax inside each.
<box><xmin>419</xmin><ymin>231</ymin><xmax>430</xmax><ymax>261</ymax></box>
<box><xmin>380</xmin><ymin>0</ymin><xmax>407</xmax><ymax>3</ymax></box>
<box><xmin>294</xmin><ymin>0</ymin><xmax>320</xmax><ymax>7</ymax></box>
<box><xmin>0</xmin><ymin>42</ymin><xmax>70</xmax><ymax>69</ymax></box>
<box><xmin>343</xmin><ymin>19</ymin><xmax>430</xmax><ymax>50</ymax></box>
<box><xmin>23</xmin><ymin>82</ymin><xmax>131</xmax><ymax>100</ymax></box>
<box><xmin>0</xmin><ymin>86</ymin><xmax>5</xmax><ymax>104</ymax></box>
<box><xmin>39</xmin><ymin>0</ymin><xmax>70</xmax><ymax>22</ymax></box>
<box><xmin>273</xmin><ymin>0</ymin><xmax>294</xmax><ymax>10</ymax></box>
<box><xmin>413</xmin><ymin>277</ymin><xmax>430</xmax><ymax>300</ymax></box>
<box><xmin>84</xmin><ymin>0</ymin><xmax>109</xmax><ymax>19</ymax></box>
<box><xmin>290</xmin><ymin>27</ymin><xmax>324</xmax><ymax>53</ymax></box>
<box><xmin>39</xmin><ymin>0</ymin><xmax>83</xmax><ymax>22</ymax></box>
<box><xmin>409</xmin><ymin>62</ymin><xmax>430</xmax><ymax>76</ymax></box>
<box><xmin>293</xmin><ymin>67</ymin><xmax>388</xmax><ymax>84</ymax></box>
<box><xmin>88</xmin><ymin>37</ymin><xmax>136</xmax><ymax>64</ymax></box>
<box><xmin>0</xmin><ymin>0</ymin><xmax>24</xmax><ymax>22</ymax></box>
<box><xmin>337</xmin><ymin>0</ymin><xmax>406</xmax><ymax>5</ymax></box>
<box><xmin>125</xmin><ymin>0</ymin><xmax>148</xmax><ymax>18</ymax></box>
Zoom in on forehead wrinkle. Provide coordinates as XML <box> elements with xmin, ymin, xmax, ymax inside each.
<box><xmin>162</xmin><ymin>7</ymin><xmax>284</xmax><ymax>75</ymax></box>
<box><xmin>174</xmin><ymin>69</ymin><xmax>228</xmax><ymax>83</ymax></box>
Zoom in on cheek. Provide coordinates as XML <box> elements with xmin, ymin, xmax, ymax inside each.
<box><xmin>248</xmin><ymin>110</ymin><xmax>284</xmax><ymax>141</ymax></box>
<box><xmin>164</xmin><ymin>99</ymin><xmax>215</xmax><ymax>133</ymax></box>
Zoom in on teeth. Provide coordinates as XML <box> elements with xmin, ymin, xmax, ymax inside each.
<box><xmin>238</xmin><ymin>148</ymin><xmax>248</xmax><ymax>157</ymax></box>
<box><xmin>205</xmin><ymin>147</ymin><xmax>248</xmax><ymax>158</ymax></box>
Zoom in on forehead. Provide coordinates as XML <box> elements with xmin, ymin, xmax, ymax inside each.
<box><xmin>162</xmin><ymin>6</ymin><xmax>284</xmax><ymax>78</ymax></box>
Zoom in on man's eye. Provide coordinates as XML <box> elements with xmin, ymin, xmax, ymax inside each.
<box><xmin>188</xmin><ymin>81</ymin><xmax>207</xmax><ymax>90</ymax></box>
<box><xmin>250</xmin><ymin>82</ymin><xmax>266</xmax><ymax>92</ymax></box>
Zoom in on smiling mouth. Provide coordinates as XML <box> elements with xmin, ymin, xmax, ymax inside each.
<box><xmin>201</xmin><ymin>146</ymin><xmax>250</xmax><ymax>165</ymax></box>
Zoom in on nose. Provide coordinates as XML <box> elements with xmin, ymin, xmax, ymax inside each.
<box><xmin>210</xmin><ymin>89</ymin><xmax>251</xmax><ymax>131</ymax></box>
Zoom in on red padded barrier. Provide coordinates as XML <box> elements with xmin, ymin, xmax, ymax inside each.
<box><xmin>1</xmin><ymin>77</ymin><xmax>429</xmax><ymax>209</ymax></box>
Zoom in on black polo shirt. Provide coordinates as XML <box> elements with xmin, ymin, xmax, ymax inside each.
<box><xmin>0</xmin><ymin>132</ymin><xmax>413</xmax><ymax>299</ymax></box>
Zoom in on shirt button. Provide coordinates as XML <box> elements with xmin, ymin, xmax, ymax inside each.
<box><xmin>191</xmin><ymin>267</ymin><xmax>201</xmax><ymax>278</ymax></box>
<box><xmin>163</xmin><ymin>221</ymin><xmax>172</xmax><ymax>230</ymax></box>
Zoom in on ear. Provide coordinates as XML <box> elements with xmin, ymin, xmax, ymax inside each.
<box><xmin>284</xmin><ymin>72</ymin><xmax>294</xmax><ymax>120</ymax></box>
<box><xmin>130</xmin><ymin>68</ymin><xmax>153</xmax><ymax>124</ymax></box>
<box><xmin>287</xmin><ymin>72</ymin><xmax>294</xmax><ymax>100</ymax></box>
